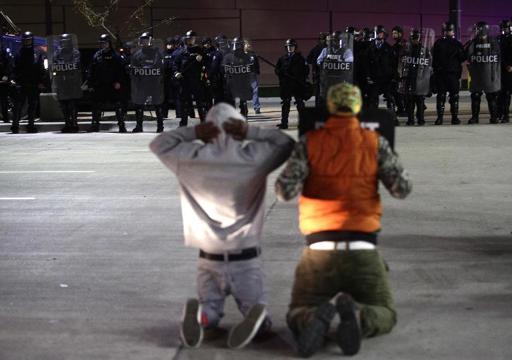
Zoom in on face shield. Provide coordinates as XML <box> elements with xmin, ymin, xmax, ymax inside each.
<box><xmin>22</xmin><ymin>37</ymin><xmax>33</xmax><ymax>48</ymax></box>
<box><xmin>286</xmin><ymin>45</ymin><xmax>296</xmax><ymax>53</ymax></box>
<box><xmin>139</xmin><ymin>36</ymin><xmax>152</xmax><ymax>48</ymax></box>
<box><xmin>185</xmin><ymin>36</ymin><xmax>196</xmax><ymax>47</ymax></box>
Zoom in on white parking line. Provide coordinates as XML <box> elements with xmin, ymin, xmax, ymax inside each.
<box><xmin>0</xmin><ymin>171</ymin><xmax>96</xmax><ymax>174</ymax></box>
<box><xmin>0</xmin><ymin>197</ymin><xmax>36</xmax><ymax>200</ymax></box>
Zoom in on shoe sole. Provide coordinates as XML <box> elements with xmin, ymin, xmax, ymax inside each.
<box><xmin>297</xmin><ymin>302</ymin><xmax>336</xmax><ymax>358</ymax></box>
<box><xmin>180</xmin><ymin>298</ymin><xmax>203</xmax><ymax>348</ymax></box>
<box><xmin>336</xmin><ymin>297</ymin><xmax>361</xmax><ymax>356</ymax></box>
<box><xmin>227</xmin><ymin>304</ymin><xmax>267</xmax><ymax>349</ymax></box>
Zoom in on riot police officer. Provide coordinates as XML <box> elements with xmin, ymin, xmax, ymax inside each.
<box><xmin>130</xmin><ymin>32</ymin><xmax>165</xmax><ymax>132</ymax></box>
<box><xmin>275</xmin><ymin>39</ymin><xmax>309</xmax><ymax>129</ymax></box>
<box><xmin>206</xmin><ymin>35</ymin><xmax>228</xmax><ymax>105</ymax></box>
<box><xmin>364</xmin><ymin>25</ymin><xmax>396</xmax><ymax>114</ymax></box>
<box><xmin>12</xmin><ymin>31</ymin><xmax>46</xmax><ymax>134</ymax></box>
<box><xmin>87</xmin><ymin>34</ymin><xmax>129</xmax><ymax>132</ymax></box>
<box><xmin>465</xmin><ymin>22</ymin><xmax>501</xmax><ymax>124</ymax></box>
<box><xmin>163</xmin><ymin>36</ymin><xmax>180</xmax><ymax>118</ymax></box>
<box><xmin>172</xmin><ymin>30</ymin><xmax>207</xmax><ymax>127</ymax></box>
<box><xmin>391</xmin><ymin>26</ymin><xmax>407</xmax><ymax>117</ymax></box>
<box><xmin>432</xmin><ymin>22</ymin><xmax>465</xmax><ymax>125</ymax></box>
<box><xmin>223</xmin><ymin>37</ymin><xmax>253</xmax><ymax>117</ymax></box>
<box><xmin>399</xmin><ymin>29</ymin><xmax>432</xmax><ymax>126</ymax></box>
<box><xmin>354</xmin><ymin>27</ymin><xmax>372</xmax><ymax>105</ymax></box>
<box><xmin>244</xmin><ymin>40</ymin><xmax>261</xmax><ymax>114</ymax></box>
<box><xmin>0</xmin><ymin>40</ymin><xmax>14</xmax><ymax>123</ymax></box>
<box><xmin>497</xmin><ymin>20</ymin><xmax>512</xmax><ymax>123</ymax></box>
<box><xmin>307</xmin><ymin>32</ymin><xmax>328</xmax><ymax>107</ymax></box>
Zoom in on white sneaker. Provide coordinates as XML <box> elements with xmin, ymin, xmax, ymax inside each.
<box><xmin>180</xmin><ymin>298</ymin><xmax>203</xmax><ymax>348</ymax></box>
<box><xmin>227</xmin><ymin>303</ymin><xmax>267</xmax><ymax>349</ymax></box>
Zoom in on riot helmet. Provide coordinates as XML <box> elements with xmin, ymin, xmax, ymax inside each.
<box><xmin>165</xmin><ymin>36</ymin><xmax>177</xmax><ymax>50</ymax></box>
<box><xmin>21</xmin><ymin>31</ymin><xmax>34</xmax><ymax>48</ymax></box>
<box><xmin>98</xmin><ymin>34</ymin><xmax>111</xmax><ymax>49</ymax></box>
<box><xmin>362</xmin><ymin>27</ymin><xmax>371</xmax><ymax>41</ymax></box>
<box><xmin>374</xmin><ymin>25</ymin><xmax>387</xmax><ymax>40</ymax></box>
<box><xmin>328</xmin><ymin>31</ymin><xmax>343</xmax><ymax>49</ymax></box>
<box><xmin>318</xmin><ymin>32</ymin><xmax>328</xmax><ymax>45</ymax></box>
<box><xmin>59</xmin><ymin>33</ymin><xmax>73</xmax><ymax>50</ymax></box>
<box><xmin>410</xmin><ymin>28</ymin><xmax>421</xmax><ymax>44</ymax></box>
<box><xmin>500</xmin><ymin>19</ymin><xmax>512</xmax><ymax>35</ymax></box>
<box><xmin>138</xmin><ymin>31</ymin><xmax>153</xmax><ymax>47</ymax></box>
<box><xmin>202</xmin><ymin>37</ymin><xmax>213</xmax><ymax>49</ymax></box>
<box><xmin>285</xmin><ymin>38</ymin><xmax>297</xmax><ymax>53</ymax></box>
<box><xmin>442</xmin><ymin>22</ymin><xmax>456</xmax><ymax>37</ymax></box>
<box><xmin>475</xmin><ymin>21</ymin><xmax>489</xmax><ymax>38</ymax></box>
<box><xmin>391</xmin><ymin>26</ymin><xmax>403</xmax><ymax>41</ymax></box>
<box><xmin>345</xmin><ymin>26</ymin><xmax>356</xmax><ymax>35</ymax></box>
<box><xmin>184</xmin><ymin>30</ymin><xmax>197</xmax><ymax>46</ymax></box>
<box><xmin>232</xmin><ymin>37</ymin><xmax>244</xmax><ymax>51</ymax></box>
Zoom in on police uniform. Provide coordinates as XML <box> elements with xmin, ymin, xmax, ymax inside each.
<box><xmin>275</xmin><ymin>39</ymin><xmax>309</xmax><ymax>129</ymax></box>
<box><xmin>0</xmin><ymin>45</ymin><xmax>14</xmax><ymax>123</ymax></box>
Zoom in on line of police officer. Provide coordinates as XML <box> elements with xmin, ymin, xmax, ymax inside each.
<box><xmin>304</xmin><ymin>20</ymin><xmax>512</xmax><ymax>126</ymax></box>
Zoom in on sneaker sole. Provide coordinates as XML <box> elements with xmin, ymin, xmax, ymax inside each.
<box><xmin>227</xmin><ymin>304</ymin><xmax>267</xmax><ymax>349</ymax></box>
<box><xmin>180</xmin><ymin>298</ymin><xmax>203</xmax><ymax>348</ymax></box>
<box><xmin>336</xmin><ymin>298</ymin><xmax>361</xmax><ymax>356</ymax></box>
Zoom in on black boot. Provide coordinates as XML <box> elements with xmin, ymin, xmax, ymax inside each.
<box><xmin>417</xmin><ymin>97</ymin><xmax>425</xmax><ymax>126</ymax></box>
<box><xmin>118</xmin><ymin>121</ymin><xmax>127</xmax><ymax>133</ymax></box>
<box><xmin>405</xmin><ymin>97</ymin><xmax>415</xmax><ymax>126</ymax></box>
<box><xmin>435</xmin><ymin>94</ymin><xmax>445</xmax><ymax>125</ymax></box>
<box><xmin>277</xmin><ymin>99</ymin><xmax>290</xmax><ymax>129</ymax></box>
<box><xmin>487</xmin><ymin>93</ymin><xmax>499</xmax><ymax>124</ymax></box>
<box><xmin>132</xmin><ymin>109</ymin><xmax>144</xmax><ymax>132</ymax></box>
<box><xmin>26</xmin><ymin>121</ymin><xmax>38</xmax><ymax>133</ymax></box>
<box><xmin>468</xmin><ymin>92</ymin><xmax>481</xmax><ymax>124</ymax></box>
<box><xmin>240</xmin><ymin>101</ymin><xmax>248</xmax><ymax>118</ymax></box>
<box><xmin>501</xmin><ymin>93</ymin><xmax>510</xmax><ymax>123</ymax></box>
<box><xmin>156</xmin><ymin>107</ymin><xmax>164</xmax><ymax>133</ymax></box>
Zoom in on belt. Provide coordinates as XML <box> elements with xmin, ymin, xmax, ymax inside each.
<box><xmin>199</xmin><ymin>247</ymin><xmax>261</xmax><ymax>262</ymax></box>
<box><xmin>306</xmin><ymin>230</ymin><xmax>378</xmax><ymax>245</ymax></box>
<box><xmin>309</xmin><ymin>241</ymin><xmax>376</xmax><ymax>251</ymax></box>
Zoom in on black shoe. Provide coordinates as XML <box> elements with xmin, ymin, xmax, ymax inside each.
<box><xmin>405</xmin><ymin>121</ymin><xmax>414</xmax><ymax>126</ymax></box>
<box><xmin>227</xmin><ymin>304</ymin><xmax>267</xmax><ymax>349</ymax></box>
<box><xmin>276</xmin><ymin>123</ymin><xmax>288</xmax><ymax>130</ymax></box>
<box><xmin>156</xmin><ymin>126</ymin><xmax>164</xmax><ymax>133</ymax></box>
<box><xmin>490</xmin><ymin>118</ymin><xmax>499</xmax><ymax>124</ymax></box>
<box><xmin>11</xmin><ymin>126</ymin><xmax>19</xmax><ymax>134</ymax></box>
<box><xmin>179</xmin><ymin>120</ymin><xmax>188</xmax><ymax>127</ymax></box>
<box><xmin>255</xmin><ymin>108</ymin><xmax>261</xmax><ymax>114</ymax></box>
<box><xmin>417</xmin><ymin>120</ymin><xmax>425</xmax><ymax>126</ymax></box>
<box><xmin>26</xmin><ymin>124</ymin><xmax>38</xmax><ymax>133</ymax></box>
<box><xmin>434</xmin><ymin>118</ymin><xmax>443</xmax><ymax>125</ymax></box>
<box><xmin>335</xmin><ymin>294</ymin><xmax>362</xmax><ymax>356</ymax></box>
<box><xmin>118</xmin><ymin>123</ymin><xmax>127</xmax><ymax>133</ymax></box>
<box><xmin>296</xmin><ymin>302</ymin><xmax>336</xmax><ymax>358</ymax></box>
<box><xmin>61</xmin><ymin>124</ymin><xmax>72</xmax><ymax>133</ymax></box>
<box><xmin>468</xmin><ymin>117</ymin><xmax>479</xmax><ymax>124</ymax></box>
<box><xmin>451</xmin><ymin>117</ymin><xmax>461</xmax><ymax>125</ymax></box>
<box><xmin>501</xmin><ymin>117</ymin><xmax>510</xmax><ymax>124</ymax></box>
<box><xmin>132</xmin><ymin>126</ymin><xmax>143</xmax><ymax>133</ymax></box>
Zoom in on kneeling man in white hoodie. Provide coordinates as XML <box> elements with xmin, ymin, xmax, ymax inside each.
<box><xmin>150</xmin><ymin>103</ymin><xmax>294</xmax><ymax>349</ymax></box>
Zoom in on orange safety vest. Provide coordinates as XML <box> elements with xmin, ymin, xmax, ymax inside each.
<box><xmin>299</xmin><ymin>116</ymin><xmax>382</xmax><ymax>235</ymax></box>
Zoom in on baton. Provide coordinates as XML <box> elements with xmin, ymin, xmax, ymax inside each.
<box><xmin>257</xmin><ymin>55</ymin><xmax>308</xmax><ymax>87</ymax></box>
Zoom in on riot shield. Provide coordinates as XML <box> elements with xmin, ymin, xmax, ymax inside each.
<box><xmin>465</xmin><ymin>27</ymin><xmax>501</xmax><ymax>93</ymax></box>
<box><xmin>130</xmin><ymin>38</ymin><xmax>165</xmax><ymax>106</ymax></box>
<box><xmin>222</xmin><ymin>49</ymin><xmax>253</xmax><ymax>101</ymax></box>
<box><xmin>397</xmin><ymin>28</ymin><xmax>434</xmax><ymax>96</ymax></box>
<box><xmin>47</xmin><ymin>34</ymin><xmax>82</xmax><ymax>101</ymax></box>
<box><xmin>298</xmin><ymin>106</ymin><xmax>395</xmax><ymax>150</ymax></box>
<box><xmin>319</xmin><ymin>32</ymin><xmax>354</xmax><ymax>99</ymax></box>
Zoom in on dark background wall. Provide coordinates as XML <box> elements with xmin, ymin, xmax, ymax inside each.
<box><xmin>1</xmin><ymin>0</ymin><xmax>511</xmax><ymax>85</ymax></box>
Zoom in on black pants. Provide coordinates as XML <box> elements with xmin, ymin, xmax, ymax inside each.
<box><xmin>281</xmin><ymin>96</ymin><xmax>305</xmax><ymax>125</ymax></box>
<box><xmin>367</xmin><ymin>80</ymin><xmax>395</xmax><ymax>113</ymax></box>
<box><xmin>92</xmin><ymin>100</ymin><xmax>126</xmax><ymax>125</ymax></box>
<box><xmin>13</xmin><ymin>85</ymin><xmax>38</xmax><ymax>127</ymax></box>
<box><xmin>0</xmin><ymin>85</ymin><xmax>11</xmax><ymax>122</ymax></box>
<box><xmin>59</xmin><ymin>99</ymin><xmax>77</xmax><ymax>124</ymax></box>
<box><xmin>470</xmin><ymin>91</ymin><xmax>498</xmax><ymax>123</ymax></box>
<box><xmin>406</xmin><ymin>95</ymin><xmax>425</xmax><ymax>125</ymax></box>
<box><xmin>179</xmin><ymin>83</ymin><xmax>206</xmax><ymax>126</ymax></box>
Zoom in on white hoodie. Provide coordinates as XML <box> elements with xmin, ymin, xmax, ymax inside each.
<box><xmin>149</xmin><ymin>103</ymin><xmax>295</xmax><ymax>253</ymax></box>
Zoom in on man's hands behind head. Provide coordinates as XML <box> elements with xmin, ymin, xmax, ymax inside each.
<box><xmin>195</xmin><ymin>122</ymin><xmax>220</xmax><ymax>143</ymax></box>
<box><xmin>223</xmin><ymin>118</ymin><xmax>248</xmax><ymax>141</ymax></box>
<box><xmin>195</xmin><ymin>118</ymin><xmax>248</xmax><ymax>143</ymax></box>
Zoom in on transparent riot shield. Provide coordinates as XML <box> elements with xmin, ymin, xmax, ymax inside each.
<box><xmin>319</xmin><ymin>32</ymin><xmax>354</xmax><ymax>99</ymax></box>
<box><xmin>130</xmin><ymin>38</ymin><xmax>165</xmax><ymax>106</ymax></box>
<box><xmin>47</xmin><ymin>34</ymin><xmax>82</xmax><ymax>100</ymax></box>
<box><xmin>397</xmin><ymin>28</ymin><xmax>434</xmax><ymax>96</ymax></box>
<box><xmin>465</xmin><ymin>26</ymin><xmax>501</xmax><ymax>93</ymax></box>
<box><xmin>222</xmin><ymin>44</ymin><xmax>253</xmax><ymax>101</ymax></box>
